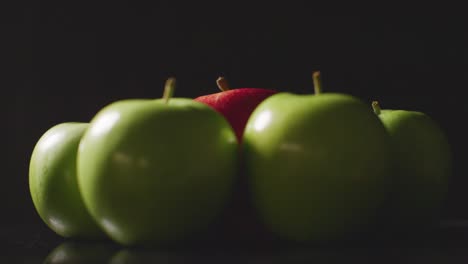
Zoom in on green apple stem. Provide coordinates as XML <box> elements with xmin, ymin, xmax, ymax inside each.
<box><xmin>163</xmin><ymin>77</ymin><xmax>176</xmax><ymax>104</ymax></box>
<box><xmin>372</xmin><ymin>101</ymin><xmax>382</xmax><ymax>115</ymax></box>
<box><xmin>216</xmin><ymin>77</ymin><xmax>230</xmax><ymax>92</ymax></box>
<box><xmin>313</xmin><ymin>71</ymin><xmax>322</xmax><ymax>95</ymax></box>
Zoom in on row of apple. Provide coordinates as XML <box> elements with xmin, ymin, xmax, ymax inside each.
<box><xmin>29</xmin><ymin>72</ymin><xmax>452</xmax><ymax>246</ymax></box>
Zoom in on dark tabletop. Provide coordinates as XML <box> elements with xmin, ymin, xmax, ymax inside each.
<box><xmin>2</xmin><ymin>220</ymin><xmax>468</xmax><ymax>263</ymax></box>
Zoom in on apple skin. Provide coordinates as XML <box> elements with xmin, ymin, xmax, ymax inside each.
<box><xmin>194</xmin><ymin>88</ymin><xmax>277</xmax><ymax>142</ymax></box>
<box><xmin>29</xmin><ymin>123</ymin><xmax>105</xmax><ymax>239</ymax></box>
<box><xmin>242</xmin><ymin>93</ymin><xmax>392</xmax><ymax>242</ymax></box>
<box><xmin>77</xmin><ymin>98</ymin><xmax>238</xmax><ymax>246</ymax></box>
<box><xmin>375</xmin><ymin>109</ymin><xmax>452</xmax><ymax>228</ymax></box>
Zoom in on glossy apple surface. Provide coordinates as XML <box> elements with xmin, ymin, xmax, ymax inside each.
<box><xmin>373</xmin><ymin>102</ymin><xmax>452</xmax><ymax>228</ymax></box>
<box><xmin>77</xmin><ymin>84</ymin><xmax>238</xmax><ymax>246</ymax></box>
<box><xmin>29</xmin><ymin>123</ymin><xmax>105</xmax><ymax>239</ymax></box>
<box><xmin>242</xmin><ymin>84</ymin><xmax>392</xmax><ymax>242</ymax></box>
<box><xmin>194</xmin><ymin>77</ymin><xmax>277</xmax><ymax>141</ymax></box>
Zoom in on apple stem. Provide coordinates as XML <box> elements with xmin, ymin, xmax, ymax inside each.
<box><xmin>313</xmin><ymin>71</ymin><xmax>322</xmax><ymax>95</ymax></box>
<box><xmin>372</xmin><ymin>101</ymin><xmax>382</xmax><ymax>115</ymax></box>
<box><xmin>216</xmin><ymin>77</ymin><xmax>230</xmax><ymax>92</ymax></box>
<box><xmin>163</xmin><ymin>77</ymin><xmax>176</xmax><ymax>103</ymax></box>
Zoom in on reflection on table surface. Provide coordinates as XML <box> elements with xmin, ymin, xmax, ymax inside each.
<box><xmin>39</xmin><ymin>242</ymin><xmax>468</xmax><ymax>264</ymax></box>
<box><xmin>2</xmin><ymin>220</ymin><xmax>468</xmax><ymax>263</ymax></box>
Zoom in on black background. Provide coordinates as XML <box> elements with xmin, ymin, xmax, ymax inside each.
<box><xmin>3</xmin><ymin>2</ymin><xmax>468</xmax><ymax>250</ymax></box>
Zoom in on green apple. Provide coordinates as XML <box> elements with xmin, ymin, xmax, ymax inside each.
<box><xmin>242</xmin><ymin>72</ymin><xmax>392</xmax><ymax>242</ymax></box>
<box><xmin>372</xmin><ymin>101</ymin><xmax>452</xmax><ymax>228</ymax></box>
<box><xmin>77</xmin><ymin>78</ymin><xmax>238</xmax><ymax>246</ymax></box>
<box><xmin>29</xmin><ymin>122</ymin><xmax>105</xmax><ymax>239</ymax></box>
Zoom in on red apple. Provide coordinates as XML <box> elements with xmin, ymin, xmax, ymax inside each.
<box><xmin>194</xmin><ymin>77</ymin><xmax>278</xmax><ymax>142</ymax></box>
<box><xmin>194</xmin><ymin>77</ymin><xmax>278</xmax><ymax>244</ymax></box>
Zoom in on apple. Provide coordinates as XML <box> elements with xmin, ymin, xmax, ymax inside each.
<box><xmin>29</xmin><ymin>122</ymin><xmax>106</xmax><ymax>239</ymax></box>
<box><xmin>242</xmin><ymin>72</ymin><xmax>392</xmax><ymax>242</ymax></box>
<box><xmin>371</xmin><ymin>101</ymin><xmax>452</xmax><ymax>229</ymax></box>
<box><xmin>77</xmin><ymin>78</ymin><xmax>238</xmax><ymax>246</ymax></box>
<box><xmin>194</xmin><ymin>77</ymin><xmax>278</xmax><ymax>243</ymax></box>
<box><xmin>194</xmin><ymin>77</ymin><xmax>277</xmax><ymax>142</ymax></box>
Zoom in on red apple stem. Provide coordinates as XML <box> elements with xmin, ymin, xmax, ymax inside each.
<box><xmin>163</xmin><ymin>77</ymin><xmax>176</xmax><ymax>103</ymax></box>
<box><xmin>216</xmin><ymin>77</ymin><xmax>230</xmax><ymax>92</ymax></box>
<box><xmin>372</xmin><ymin>101</ymin><xmax>381</xmax><ymax>115</ymax></box>
<box><xmin>313</xmin><ymin>71</ymin><xmax>322</xmax><ymax>95</ymax></box>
